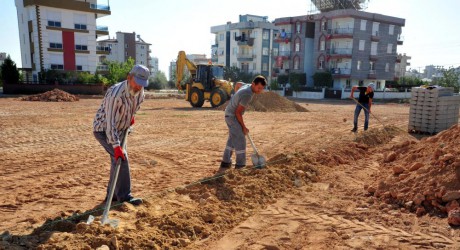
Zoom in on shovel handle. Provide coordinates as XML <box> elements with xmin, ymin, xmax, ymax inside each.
<box><xmin>247</xmin><ymin>133</ymin><xmax>259</xmax><ymax>156</ymax></box>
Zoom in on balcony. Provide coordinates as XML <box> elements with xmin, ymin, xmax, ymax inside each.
<box><xmin>96</xmin><ymin>25</ymin><xmax>109</xmax><ymax>37</ymax></box>
<box><xmin>371</xmin><ymin>31</ymin><xmax>380</xmax><ymax>41</ymax></box>
<box><xmin>237</xmin><ymin>37</ymin><xmax>255</xmax><ymax>46</ymax></box>
<box><xmin>274</xmin><ymin>32</ymin><xmax>291</xmax><ymax>42</ymax></box>
<box><xmin>368</xmin><ymin>70</ymin><xmax>376</xmax><ymax>79</ymax></box>
<box><xmin>96</xmin><ymin>46</ymin><xmax>110</xmax><ymax>55</ymax></box>
<box><xmin>23</xmin><ymin>0</ymin><xmax>111</xmax><ymax>18</ymax></box>
<box><xmin>328</xmin><ymin>28</ymin><xmax>353</xmax><ymax>39</ymax></box>
<box><xmin>369</xmin><ymin>54</ymin><xmax>378</xmax><ymax>61</ymax></box>
<box><xmin>274</xmin><ymin>51</ymin><xmax>291</xmax><ymax>60</ymax></box>
<box><xmin>397</xmin><ymin>35</ymin><xmax>404</xmax><ymax>45</ymax></box>
<box><xmin>330</xmin><ymin>67</ymin><xmax>351</xmax><ymax>77</ymax></box>
<box><xmin>330</xmin><ymin>47</ymin><xmax>352</xmax><ymax>55</ymax></box>
<box><xmin>237</xmin><ymin>53</ymin><xmax>255</xmax><ymax>61</ymax></box>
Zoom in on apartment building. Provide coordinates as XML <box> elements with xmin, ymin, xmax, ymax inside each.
<box><xmin>273</xmin><ymin>15</ymin><xmax>315</xmax><ymax>81</ymax></box>
<box><xmin>395</xmin><ymin>53</ymin><xmax>411</xmax><ymax>79</ymax></box>
<box><xmin>150</xmin><ymin>57</ymin><xmax>159</xmax><ymax>77</ymax></box>
<box><xmin>210</xmin><ymin>14</ymin><xmax>277</xmax><ymax>78</ymax></box>
<box><xmin>312</xmin><ymin>9</ymin><xmax>405</xmax><ymax>90</ymax></box>
<box><xmin>97</xmin><ymin>32</ymin><xmax>153</xmax><ymax>75</ymax></box>
<box><xmin>15</xmin><ymin>0</ymin><xmax>111</xmax><ymax>81</ymax></box>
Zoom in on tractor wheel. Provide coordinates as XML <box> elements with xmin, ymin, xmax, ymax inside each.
<box><xmin>210</xmin><ymin>88</ymin><xmax>227</xmax><ymax>108</ymax></box>
<box><xmin>190</xmin><ymin>88</ymin><xmax>204</xmax><ymax>107</ymax></box>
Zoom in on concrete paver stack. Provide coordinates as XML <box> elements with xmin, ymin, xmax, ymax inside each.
<box><xmin>409</xmin><ymin>87</ymin><xmax>460</xmax><ymax>133</ymax></box>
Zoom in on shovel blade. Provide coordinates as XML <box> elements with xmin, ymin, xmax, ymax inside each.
<box><xmin>251</xmin><ymin>154</ymin><xmax>266</xmax><ymax>169</ymax></box>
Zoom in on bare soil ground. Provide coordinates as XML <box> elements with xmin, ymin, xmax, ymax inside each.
<box><xmin>1</xmin><ymin>93</ymin><xmax>459</xmax><ymax>249</ymax></box>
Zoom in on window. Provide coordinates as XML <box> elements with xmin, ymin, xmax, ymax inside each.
<box><xmin>75</xmin><ymin>45</ymin><xmax>88</xmax><ymax>51</ymax></box>
<box><xmin>346</xmin><ymin>79</ymin><xmax>351</xmax><ymax>88</ymax></box>
<box><xmin>295</xmin><ymin>39</ymin><xmax>300</xmax><ymax>52</ymax></box>
<box><xmin>372</xmin><ymin>22</ymin><xmax>380</xmax><ymax>36</ymax></box>
<box><xmin>321</xmin><ymin>19</ymin><xmax>327</xmax><ymax>31</ymax></box>
<box><xmin>371</xmin><ymin>42</ymin><xmax>377</xmax><ymax>55</ymax></box>
<box><xmin>262</xmin><ymin>47</ymin><xmax>269</xmax><ymax>55</ymax></box>
<box><xmin>387</xmin><ymin>43</ymin><xmax>393</xmax><ymax>53</ymax></box>
<box><xmin>319</xmin><ymin>59</ymin><xmax>324</xmax><ymax>69</ymax></box>
<box><xmin>360</xmin><ymin>20</ymin><xmax>367</xmax><ymax>31</ymax></box>
<box><xmin>296</xmin><ymin>21</ymin><xmax>301</xmax><ymax>33</ymax></box>
<box><xmin>219</xmin><ymin>34</ymin><xmax>224</xmax><ymax>41</ymax></box>
<box><xmin>263</xmin><ymin>63</ymin><xmax>268</xmax><ymax>71</ymax></box>
<box><xmin>125</xmin><ymin>44</ymin><xmax>128</xmax><ymax>48</ymax></box>
<box><xmin>76</xmin><ymin>65</ymin><xmax>83</xmax><ymax>71</ymax></box>
<box><xmin>357</xmin><ymin>60</ymin><xmax>361</xmax><ymax>70</ymax></box>
<box><xmin>50</xmin><ymin>64</ymin><xmax>64</xmax><ymax>70</ymax></box>
<box><xmin>141</xmin><ymin>45</ymin><xmax>144</xmax><ymax>49</ymax></box>
<box><xmin>385</xmin><ymin>63</ymin><xmax>390</xmax><ymax>72</ymax></box>
<box><xmin>233</xmin><ymin>47</ymin><xmax>237</xmax><ymax>55</ymax></box>
<box><xmin>359</xmin><ymin>40</ymin><xmax>365</xmax><ymax>51</ymax></box>
<box><xmin>262</xmin><ymin>31</ymin><xmax>269</xmax><ymax>40</ymax></box>
<box><xmin>389</xmin><ymin>25</ymin><xmax>394</xmax><ymax>35</ymax></box>
<box><xmin>253</xmin><ymin>63</ymin><xmax>256</xmax><ymax>70</ymax></box>
<box><xmin>320</xmin><ymin>39</ymin><xmax>325</xmax><ymax>51</ymax></box>
<box><xmin>370</xmin><ymin>61</ymin><xmax>375</xmax><ymax>70</ymax></box>
<box><xmin>74</xmin><ymin>24</ymin><xmax>87</xmax><ymax>30</ymax></box>
<box><xmin>50</xmin><ymin>42</ymin><xmax>63</xmax><ymax>49</ymax></box>
<box><xmin>47</xmin><ymin>20</ymin><xmax>61</xmax><ymax>27</ymax></box>
<box><xmin>294</xmin><ymin>57</ymin><xmax>299</xmax><ymax>70</ymax></box>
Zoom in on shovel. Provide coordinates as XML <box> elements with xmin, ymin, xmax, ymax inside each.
<box><xmin>247</xmin><ymin>133</ymin><xmax>266</xmax><ymax>169</ymax></box>
<box><xmin>87</xmin><ymin>128</ymin><xmax>130</xmax><ymax>228</ymax></box>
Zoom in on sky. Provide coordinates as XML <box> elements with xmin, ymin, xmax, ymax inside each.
<box><xmin>1</xmin><ymin>0</ymin><xmax>460</xmax><ymax>79</ymax></box>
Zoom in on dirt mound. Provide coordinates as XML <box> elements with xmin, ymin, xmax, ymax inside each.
<box><xmin>21</xmin><ymin>89</ymin><xmax>79</xmax><ymax>102</ymax></box>
<box><xmin>3</xmin><ymin>153</ymin><xmax>321</xmax><ymax>249</ymax></box>
<box><xmin>354</xmin><ymin>125</ymin><xmax>402</xmax><ymax>146</ymax></box>
<box><xmin>367</xmin><ymin>124</ymin><xmax>460</xmax><ymax>225</ymax></box>
<box><xmin>217</xmin><ymin>91</ymin><xmax>308</xmax><ymax>112</ymax></box>
<box><xmin>145</xmin><ymin>93</ymin><xmax>185</xmax><ymax>99</ymax></box>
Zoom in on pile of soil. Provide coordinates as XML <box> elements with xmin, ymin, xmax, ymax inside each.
<box><xmin>367</xmin><ymin>124</ymin><xmax>460</xmax><ymax>225</ymax></box>
<box><xmin>2</xmin><ymin>153</ymin><xmax>320</xmax><ymax>249</ymax></box>
<box><xmin>145</xmin><ymin>93</ymin><xmax>185</xmax><ymax>100</ymax></box>
<box><xmin>218</xmin><ymin>91</ymin><xmax>308</xmax><ymax>112</ymax></box>
<box><xmin>21</xmin><ymin>89</ymin><xmax>79</xmax><ymax>102</ymax></box>
<box><xmin>354</xmin><ymin>125</ymin><xmax>402</xmax><ymax>146</ymax></box>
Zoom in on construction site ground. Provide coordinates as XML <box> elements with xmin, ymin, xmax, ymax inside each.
<box><xmin>1</xmin><ymin>93</ymin><xmax>460</xmax><ymax>249</ymax></box>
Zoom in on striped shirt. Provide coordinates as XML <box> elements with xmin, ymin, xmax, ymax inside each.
<box><xmin>93</xmin><ymin>80</ymin><xmax>144</xmax><ymax>147</ymax></box>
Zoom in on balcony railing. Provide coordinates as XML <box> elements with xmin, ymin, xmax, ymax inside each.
<box><xmin>90</xmin><ymin>4</ymin><xmax>110</xmax><ymax>11</ymax></box>
<box><xmin>330</xmin><ymin>68</ymin><xmax>351</xmax><ymax>75</ymax></box>
<box><xmin>96</xmin><ymin>46</ymin><xmax>110</xmax><ymax>52</ymax></box>
<box><xmin>329</xmin><ymin>28</ymin><xmax>353</xmax><ymax>35</ymax></box>
<box><xmin>96</xmin><ymin>26</ymin><xmax>108</xmax><ymax>31</ymax></box>
<box><xmin>330</xmin><ymin>48</ymin><xmax>352</xmax><ymax>55</ymax></box>
<box><xmin>397</xmin><ymin>35</ymin><xmax>404</xmax><ymax>45</ymax></box>
<box><xmin>276</xmin><ymin>51</ymin><xmax>291</xmax><ymax>57</ymax></box>
<box><xmin>237</xmin><ymin>53</ymin><xmax>255</xmax><ymax>61</ymax></box>
<box><xmin>274</xmin><ymin>32</ymin><xmax>292</xmax><ymax>40</ymax></box>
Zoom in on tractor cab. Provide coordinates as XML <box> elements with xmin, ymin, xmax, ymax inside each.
<box><xmin>195</xmin><ymin>64</ymin><xmax>224</xmax><ymax>91</ymax></box>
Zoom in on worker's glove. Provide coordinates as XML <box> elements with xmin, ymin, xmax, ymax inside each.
<box><xmin>114</xmin><ymin>146</ymin><xmax>126</xmax><ymax>161</ymax></box>
<box><xmin>130</xmin><ymin>116</ymin><xmax>135</xmax><ymax>126</ymax></box>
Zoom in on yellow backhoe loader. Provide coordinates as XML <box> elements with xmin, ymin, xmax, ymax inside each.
<box><xmin>176</xmin><ymin>51</ymin><xmax>234</xmax><ymax>108</ymax></box>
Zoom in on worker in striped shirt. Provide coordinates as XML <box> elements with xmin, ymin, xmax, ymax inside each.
<box><xmin>93</xmin><ymin>64</ymin><xmax>150</xmax><ymax>206</ymax></box>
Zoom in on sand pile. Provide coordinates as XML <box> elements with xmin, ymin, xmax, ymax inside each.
<box><xmin>366</xmin><ymin>124</ymin><xmax>460</xmax><ymax>225</ymax></box>
<box><xmin>354</xmin><ymin>126</ymin><xmax>401</xmax><ymax>146</ymax></box>
<box><xmin>145</xmin><ymin>93</ymin><xmax>185</xmax><ymax>100</ymax></box>
<box><xmin>217</xmin><ymin>91</ymin><xmax>308</xmax><ymax>112</ymax></box>
<box><xmin>21</xmin><ymin>89</ymin><xmax>79</xmax><ymax>102</ymax></box>
<box><xmin>1</xmin><ymin>153</ymin><xmax>320</xmax><ymax>249</ymax></box>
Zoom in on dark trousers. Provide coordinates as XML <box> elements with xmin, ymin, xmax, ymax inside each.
<box><xmin>93</xmin><ymin>131</ymin><xmax>132</xmax><ymax>202</ymax></box>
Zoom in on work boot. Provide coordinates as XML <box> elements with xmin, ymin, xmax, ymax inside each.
<box><xmin>351</xmin><ymin>127</ymin><xmax>357</xmax><ymax>133</ymax></box>
<box><xmin>235</xmin><ymin>164</ymin><xmax>246</xmax><ymax>169</ymax></box>
<box><xmin>125</xmin><ymin>197</ymin><xmax>143</xmax><ymax>206</ymax></box>
<box><xmin>215</xmin><ymin>161</ymin><xmax>231</xmax><ymax>175</ymax></box>
<box><xmin>220</xmin><ymin>161</ymin><xmax>232</xmax><ymax>168</ymax></box>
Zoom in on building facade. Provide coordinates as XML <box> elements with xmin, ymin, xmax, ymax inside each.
<box><xmin>15</xmin><ymin>0</ymin><xmax>111</xmax><ymax>80</ymax></box>
<box><xmin>312</xmin><ymin>9</ymin><xmax>405</xmax><ymax>90</ymax></box>
<box><xmin>97</xmin><ymin>32</ymin><xmax>153</xmax><ymax>75</ymax></box>
<box><xmin>210</xmin><ymin>14</ymin><xmax>277</xmax><ymax>78</ymax></box>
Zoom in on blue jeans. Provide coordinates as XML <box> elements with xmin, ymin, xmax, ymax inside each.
<box><xmin>353</xmin><ymin>103</ymin><xmax>370</xmax><ymax>130</ymax></box>
<box><xmin>93</xmin><ymin>131</ymin><xmax>132</xmax><ymax>202</ymax></box>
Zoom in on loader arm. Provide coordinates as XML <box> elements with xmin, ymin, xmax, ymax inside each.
<box><xmin>176</xmin><ymin>51</ymin><xmax>197</xmax><ymax>90</ymax></box>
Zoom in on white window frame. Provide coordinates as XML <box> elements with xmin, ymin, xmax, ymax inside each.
<box><xmin>385</xmin><ymin>63</ymin><xmax>390</xmax><ymax>72</ymax></box>
<box><xmin>371</xmin><ymin>42</ymin><xmax>378</xmax><ymax>55</ymax></box>
<box><xmin>360</xmin><ymin>20</ymin><xmax>367</xmax><ymax>31</ymax></box>
<box><xmin>387</xmin><ymin>43</ymin><xmax>393</xmax><ymax>54</ymax></box>
<box><xmin>389</xmin><ymin>25</ymin><xmax>394</xmax><ymax>35</ymax></box>
<box><xmin>359</xmin><ymin>40</ymin><xmax>365</xmax><ymax>51</ymax></box>
<box><xmin>320</xmin><ymin>40</ymin><xmax>325</xmax><ymax>51</ymax></box>
<box><xmin>357</xmin><ymin>60</ymin><xmax>361</xmax><ymax>70</ymax></box>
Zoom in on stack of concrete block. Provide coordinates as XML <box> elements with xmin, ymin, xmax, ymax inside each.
<box><xmin>409</xmin><ymin>87</ymin><xmax>460</xmax><ymax>133</ymax></box>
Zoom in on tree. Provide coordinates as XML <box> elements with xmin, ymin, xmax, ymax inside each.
<box><xmin>312</xmin><ymin>72</ymin><xmax>333</xmax><ymax>88</ymax></box>
<box><xmin>1</xmin><ymin>55</ymin><xmax>20</xmax><ymax>84</ymax></box>
<box><xmin>432</xmin><ymin>67</ymin><xmax>460</xmax><ymax>92</ymax></box>
<box><xmin>106</xmin><ymin>57</ymin><xmax>135</xmax><ymax>85</ymax></box>
<box><xmin>148</xmin><ymin>70</ymin><xmax>168</xmax><ymax>90</ymax></box>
